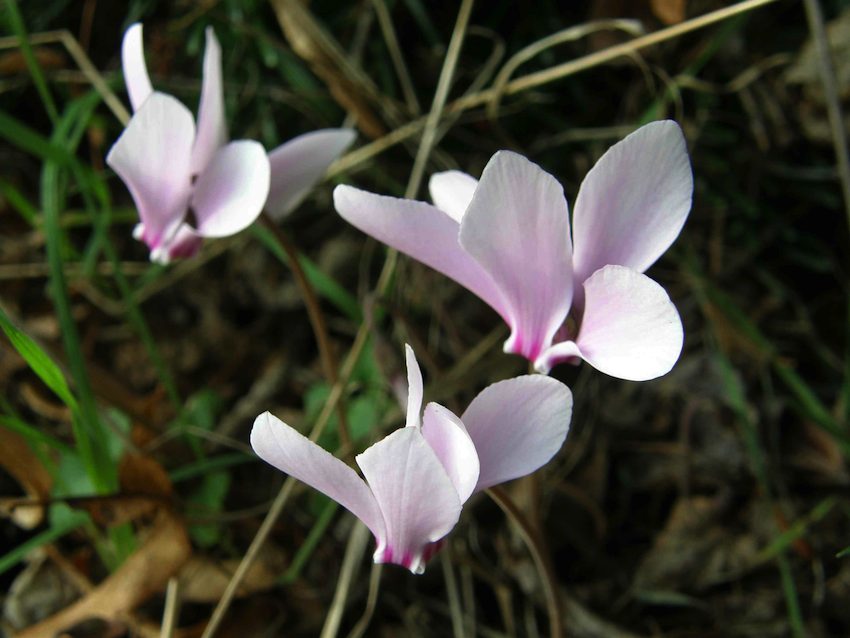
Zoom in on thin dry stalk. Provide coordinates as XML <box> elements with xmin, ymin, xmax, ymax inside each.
<box><xmin>259</xmin><ymin>214</ymin><xmax>351</xmax><ymax>451</ymax></box>
<box><xmin>201</xmin><ymin>322</ymin><xmax>373</xmax><ymax>638</ymax></box>
<box><xmin>801</xmin><ymin>0</ymin><xmax>850</xmax><ymax>235</ymax></box>
<box><xmin>159</xmin><ymin>579</ymin><xmax>180</xmax><ymax>638</ymax></box>
<box><xmin>405</xmin><ymin>0</ymin><xmax>475</xmax><ymax>199</ymax></box>
<box><xmin>487</xmin><ymin>486</ymin><xmax>562</xmax><ymax>638</ymax></box>
<box><xmin>441</xmin><ymin>547</ymin><xmax>467</xmax><ymax>638</ymax></box>
<box><xmin>0</xmin><ymin>30</ymin><xmax>130</xmax><ymax>124</ymax></box>
<box><xmin>320</xmin><ymin>521</ymin><xmax>371</xmax><ymax>638</ymax></box>
<box><xmin>328</xmin><ymin>0</ymin><xmax>782</xmax><ymax>178</ymax></box>
<box><xmin>371</xmin><ymin>0</ymin><xmax>421</xmax><ymax>114</ymax></box>
<box><xmin>345</xmin><ymin>560</ymin><xmax>383</xmax><ymax>638</ymax></box>
<box><xmin>202</xmin><ymin>3</ymin><xmax>477</xmax><ymax>634</ymax></box>
<box><xmin>486</xmin><ymin>19</ymin><xmax>645</xmax><ymax>121</ymax></box>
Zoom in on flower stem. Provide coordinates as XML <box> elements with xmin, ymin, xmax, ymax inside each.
<box><xmin>486</xmin><ymin>485</ymin><xmax>563</xmax><ymax>638</ymax></box>
<box><xmin>259</xmin><ymin>213</ymin><xmax>351</xmax><ymax>452</ymax></box>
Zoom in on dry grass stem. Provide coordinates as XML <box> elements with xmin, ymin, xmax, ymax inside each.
<box><xmin>371</xmin><ymin>0</ymin><xmax>421</xmax><ymax>115</ymax></box>
<box><xmin>801</xmin><ymin>0</ymin><xmax>850</xmax><ymax>234</ymax></box>
<box><xmin>345</xmin><ymin>560</ymin><xmax>383</xmax><ymax>638</ymax></box>
<box><xmin>329</xmin><ymin>0</ymin><xmax>782</xmax><ymax>179</ymax></box>
<box><xmin>0</xmin><ymin>30</ymin><xmax>130</xmax><ymax>124</ymax></box>
<box><xmin>320</xmin><ymin>521</ymin><xmax>371</xmax><ymax>638</ymax></box>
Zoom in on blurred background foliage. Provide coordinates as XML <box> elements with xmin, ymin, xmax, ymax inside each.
<box><xmin>1</xmin><ymin>0</ymin><xmax>850</xmax><ymax>636</ymax></box>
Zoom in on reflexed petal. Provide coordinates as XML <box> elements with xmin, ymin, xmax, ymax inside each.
<box><xmin>106</xmin><ymin>92</ymin><xmax>194</xmax><ymax>250</ymax></box>
<box><xmin>428</xmin><ymin>170</ymin><xmax>478</xmax><ymax>223</ymax></box>
<box><xmin>356</xmin><ymin>428</ymin><xmax>462</xmax><ymax>574</ymax></box>
<box><xmin>573</xmin><ymin>265</ymin><xmax>683</xmax><ymax>381</ymax></box>
<box><xmin>462</xmin><ymin>375</ymin><xmax>572</xmax><ymax>491</ymax></box>
<box><xmin>265</xmin><ymin>129</ymin><xmax>356</xmax><ymax>220</ymax></box>
<box><xmin>334</xmin><ymin>185</ymin><xmax>507</xmax><ymax>317</ymax></box>
<box><xmin>190</xmin><ymin>27</ymin><xmax>228</xmax><ymax>175</ymax></box>
<box><xmin>251</xmin><ymin>412</ymin><xmax>385</xmax><ymax>543</ymax></box>
<box><xmin>460</xmin><ymin>151</ymin><xmax>573</xmax><ymax>362</ymax></box>
<box><xmin>421</xmin><ymin>403</ymin><xmax>479</xmax><ymax>503</ymax></box>
<box><xmin>571</xmin><ymin>121</ymin><xmax>693</xmax><ymax>284</ymax></box>
<box><xmin>404</xmin><ymin>344</ymin><xmax>423</xmax><ymax>429</ymax></box>
<box><xmin>121</xmin><ymin>23</ymin><xmax>153</xmax><ymax>112</ymax></box>
<box><xmin>190</xmin><ymin>140</ymin><xmax>270</xmax><ymax>237</ymax></box>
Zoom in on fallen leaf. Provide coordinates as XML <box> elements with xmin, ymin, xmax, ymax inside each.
<box><xmin>650</xmin><ymin>0</ymin><xmax>686</xmax><ymax>25</ymax></box>
<box><xmin>177</xmin><ymin>543</ymin><xmax>287</xmax><ymax>603</ymax></box>
<box><xmin>0</xmin><ymin>427</ymin><xmax>52</xmax><ymax>528</ymax></box>
<box><xmin>270</xmin><ymin>0</ymin><xmax>386</xmax><ymax>138</ymax></box>
<box><xmin>17</xmin><ymin>508</ymin><xmax>190</xmax><ymax>637</ymax></box>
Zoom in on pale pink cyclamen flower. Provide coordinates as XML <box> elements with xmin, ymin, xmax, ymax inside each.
<box><xmin>107</xmin><ymin>23</ymin><xmax>355</xmax><ymax>263</ymax></box>
<box><xmin>334</xmin><ymin>121</ymin><xmax>692</xmax><ymax>381</ymax></box>
<box><xmin>251</xmin><ymin>345</ymin><xmax>572</xmax><ymax>574</ymax></box>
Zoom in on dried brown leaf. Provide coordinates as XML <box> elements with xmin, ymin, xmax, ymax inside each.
<box><xmin>17</xmin><ymin>508</ymin><xmax>191</xmax><ymax>637</ymax></box>
<box><xmin>177</xmin><ymin>544</ymin><xmax>287</xmax><ymax>603</ymax></box>
<box><xmin>650</xmin><ymin>0</ymin><xmax>687</xmax><ymax>25</ymax></box>
<box><xmin>0</xmin><ymin>428</ymin><xmax>52</xmax><ymax>528</ymax></box>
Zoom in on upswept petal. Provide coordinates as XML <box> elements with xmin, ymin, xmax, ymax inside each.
<box><xmin>459</xmin><ymin>151</ymin><xmax>574</xmax><ymax>362</ymax></box>
<box><xmin>250</xmin><ymin>412</ymin><xmax>385</xmax><ymax>543</ymax></box>
<box><xmin>190</xmin><ymin>140</ymin><xmax>270</xmax><ymax>238</ymax></box>
<box><xmin>106</xmin><ymin>92</ymin><xmax>194</xmax><ymax>250</ymax></box>
<box><xmin>421</xmin><ymin>403</ymin><xmax>479</xmax><ymax>503</ymax></box>
<box><xmin>266</xmin><ymin>129</ymin><xmax>356</xmax><ymax>220</ymax></box>
<box><xmin>428</xmin><ymin>170</ymin><xmax>478</xmax><ymax>223</ymax></box>
<box><xmin>571</xmin><ymin>121</ymin><xmax>693</xmax><ymax>285</ymax></box>
<box><xmin>121</xmin><ymin>23</ymin><xmax>153</xmax><ymax>112</ymax></box>
<box><xmin>190</xmin><ymin>27</ymin><xmax>228</xmax><ymax>175</ymax></box>
<box><xmin>571</xmin><ymin>264</ymin><xmax>683</xmax><ymax>381</ymax></box>
<box><xmin>404</xmin><ymin>344</ymin><xmax>424</xmax><ymax>429</ymax></box>
<box><xmin>334</xmin><ymin>185</ymin><xmax>507</xmax><ymax>318</ymax></box>
<box><xmin>461</xmin><ymin>375</ymin><xmax>572</xmax><ymax>491</ymax></box>
<box><xmin>356</xmin><ymin>427</ymin><xmax>462</xmax><ymax>574</ymax></box>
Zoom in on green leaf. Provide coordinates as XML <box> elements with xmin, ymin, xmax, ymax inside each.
<box><xmin>0</xmin><ymin>306</ymin><xmax>78</xmax><ymax>410</ymax></box>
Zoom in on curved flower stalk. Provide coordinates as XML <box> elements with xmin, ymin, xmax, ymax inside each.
<box><xmin>107</xmin><ymin>23</ymin><xmax>355</xmax><ymax>263</ymax></box>
<box><xmin>251</xmin><ymin>345</ymin><xmax>572</xmax><ymax>574</ymax></box>
<box><xmin>334</xmin><ymin>121</ymin><xmax>692</xmax><ymax>381</ymax></box>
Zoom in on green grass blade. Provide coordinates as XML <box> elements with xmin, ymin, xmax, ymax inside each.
<box><xmin>41</xmin><ymin>101</ymin><xmax>115</xmax><ymax>492</ymax></box>
<box><xmin>0</xmin><ymin>508</ymin><xmax>88</xmax><ymax>576</ymax></box>
<box><xmin>0</xmin><ymin>179</ymin><xmax>39</xmax><ymax>225</ymax></box>
<box><xmin>0</xmin><ymin>109</ymin><xmax>78</xmax><ymax>166</ymax></box>
<box><xmin>0</xmin><ymin>415</ymin><xmax>71</xmax><ymax>454</ymax></box>
<box><xmin>2</xmin><ymin>0</ymin><xmax>59</xmax><ymax>124</ymax></box>
<box><xmin>0</xmin><ymin>305</ymin><xmax>78</xmax><ymax>410</ymax></box>
<box><xmin>279</xmin><ymin>499</ymin><xmax>338</xmax><ymax>585</ymax></box>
